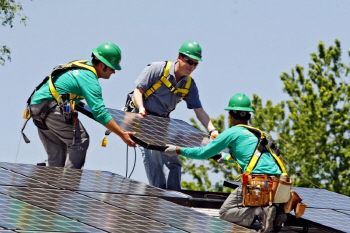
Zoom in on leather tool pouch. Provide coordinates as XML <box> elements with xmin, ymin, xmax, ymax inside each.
<box><xmin>271</xmin><ymin>174</ymin><xmax>292</xmax><ymax>203</ymax></box>
<box><xmin>243</xmin><ymin>174</ymin><xmax>273</xmax><ymax>206</ymax></box>
<box><xmin>284</xmin><ymin>189</ymin><xmax>307</xmax><ymax>217</ymax></box>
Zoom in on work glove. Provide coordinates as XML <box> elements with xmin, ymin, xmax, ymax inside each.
<box><xmin>210</xmin><ymin>129</ymin><xmax>219</xmax><ymax>140</ymax></box>
<box><xmin>139</xmin><ymin>107</ymin><xmax>147</xmax><ymax>118</ymax></box>
<box><xmin>211</xmin><ymin>151</ymin><xmax>226</xmax><ymax>164</ymax></box>
<box><xmin>164</xmin><ymin>144</ymin><xmax>179</xmax><ymax>157</ymax></box>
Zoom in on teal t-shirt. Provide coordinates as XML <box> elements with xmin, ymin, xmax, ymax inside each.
<box><xmin>31</xmin><ymin>64</ymin><xmax>112</xmax><ymax>126</ymax></box>
<box><xmin>180</xmin><ymin>125</ymin><xmax>282</xmax><ymax>175</ymax></box>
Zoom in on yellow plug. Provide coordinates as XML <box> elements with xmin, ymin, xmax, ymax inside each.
<box><xmin>101</xmin><ymin>137</ymin><xmax>107</xmax><ymax>147</ymax></box>
<box><xmin>23</xmin><ymin>108</ymin><xmax>30</xmax><ymax>119</ymax></box>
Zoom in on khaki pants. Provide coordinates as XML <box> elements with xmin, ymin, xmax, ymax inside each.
<box><xmin>219</xmin><ymin>186</ymin><xmax>258</xmax><ymax>227</ymax></box>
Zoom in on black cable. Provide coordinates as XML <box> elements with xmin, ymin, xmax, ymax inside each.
<box><xmin>125</xmin><ymin>145</ymin><xmax>128</xmax><ymax>177</ymax></box>
<box><xmin>128</xmin><ymin>147</ymin><xmax>137</xmax><ymax>178</ymax></box>
<box><xmin>125</xmin><ymin>145</ymin><xmax>137</xmax><ymax>178</ymax></box>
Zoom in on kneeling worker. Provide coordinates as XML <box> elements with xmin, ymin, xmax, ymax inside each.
<box><xmin>25</xmin><ymin>42</ymin><xmax>136</xmax><ymax>169</ymax></box>
<box><xmin>164</xmin><ymin>93</ymin><xmax>288</xmax><ymax>232</ymax></box>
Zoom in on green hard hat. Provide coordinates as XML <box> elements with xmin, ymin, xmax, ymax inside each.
<box><xmin>225</xmin><ymin>93</ymin><xmax>254</xmax><ymax>112</ymax></box>
<box><xmin>179</xmin><ymin>40</ymin><xmax>202</xmax><ymax>61</ymax></box>
<box><xmin>92</xmin><ymin>42</ymin><xmax>122</xmax><ymax>70</ymax></box>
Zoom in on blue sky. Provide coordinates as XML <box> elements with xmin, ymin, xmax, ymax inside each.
<box><xmin>1</xmin><ymin>0</ymin><xmax>349</xmax><ymax>185</ymax></box>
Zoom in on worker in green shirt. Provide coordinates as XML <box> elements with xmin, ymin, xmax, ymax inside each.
<box><xmin>27</xmin><ymin>42</ymin><xmax>136</xmax><ymax>169</ymax></box>
<box><xmin>164</xmin><ymin>93</ymin><xmax>287</xmax><ymax>232</ymax></box>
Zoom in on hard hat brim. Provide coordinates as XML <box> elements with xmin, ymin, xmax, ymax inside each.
<box><xmin>224</xmin><ymin>106</ymin><xmax>254</xmax><ymax>112</ymax></box>
<box><xmin>181</xmin><ymin>52</ymin><xmax>202</xmax><ymax>61</ymax></box>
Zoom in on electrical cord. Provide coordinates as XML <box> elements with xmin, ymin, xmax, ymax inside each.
<box><xmin>125</xmin><ymin>145</ymin><xmax>137</xmax><ymax>178</ymax></box>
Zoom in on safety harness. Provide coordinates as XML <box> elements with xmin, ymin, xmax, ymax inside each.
<box><xmin>226</xmin><ymin>124</ymin><xmax>287</xmax><ymax>175</ymax></box>
<box><xmin>143</xmin><ymin>61</ymin><xmax>192</xmax><ymax>102</ymax></box>
<box><xmin>21</xmin><ymin>60</ymin><xmax>97</xmax><ymax>143</ymax></box>
<box><xmin>124</xmin><ymin>61</ymin><xmax>192</xmax><ymax>116</ymax></box>
<box><xmin>225</xmin><ymin>125</ymin><xmax>291</xmax><ymax>206</ymax></box>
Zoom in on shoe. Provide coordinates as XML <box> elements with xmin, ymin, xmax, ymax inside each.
<box><xmin>259</xmin><ymin>206</ymin><xmax>276</xmax><ymax>232</ymax></box>
<box><xmin>273</xmin><ymin>209</ymin><xmax>287</xmax><ymax>232</ymax></box>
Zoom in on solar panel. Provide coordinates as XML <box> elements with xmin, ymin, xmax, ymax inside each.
<box><xmin>292</xmin><ymin>208</ymin><xmax>350</xmax><ymax>232</ymax></box>
<box><xmin>81</xmin><ymin>191</ymin><xmax>251</xmax><ymax>233</ymax></box>
<box><xmin>0</xmin><ymin>192</ymin><xmax>100</xmax><ymax>232</ymax></box>
<box><xmin>76</xmin><ymin>105</ymin><xmax>211</xmax><ymax>151</ymax></box>
<box><xmin>293</xmin><ymin>187</ymin><xmax>350</xmax><ymax>211</ymax></box>
<box><xmin>0</xmin><ymin>186</ymin><xmax>184</xmax><ymax>233</ymax></box>
<box><xmin>0</xmin><ymin>167</ymin><xmax>53</xmax><ymax>189</ymax></box>
<box><xmin>0</xmin><ymin>162</ymin><xmax>189</xmax><ymax>199</ymax></box>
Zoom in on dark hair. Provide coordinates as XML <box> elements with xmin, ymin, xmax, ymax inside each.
<box><xmin>229</xmin><ymin>110</ymin><xmax>251</xmax><ymax>121</ymax></box>
<box><xmin>91</xmin><ymin>53</ymin><xmax>101</xmax><ymax>66</ymax></box>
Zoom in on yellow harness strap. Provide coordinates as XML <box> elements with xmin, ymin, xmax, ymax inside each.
<box><xmin>235</xmin><ymin>124</ymin><xmax>287</xmax><ymax>176</ymax></box>
<box><xmin>48</xmin><ymin>60</ymin><xmax>97</xmax><ymax>104</ymax></box>
<box><xmin>143</xmin><ymin>61</ymin><xmax>192</xmax><ymax>103</ymax></box>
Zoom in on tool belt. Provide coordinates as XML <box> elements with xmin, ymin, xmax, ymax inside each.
<box><xmin>243</xmin><ymin>174</ymin><xmax>273</xmax><ymax>206</ymax></box>
<box><xmin>242</xmin><ymin>173</ymin><xmax>292</xmax><ymax>207</ymax></box>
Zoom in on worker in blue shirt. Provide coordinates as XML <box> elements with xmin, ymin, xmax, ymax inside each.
<box><xmin>125</xmin><ymin>41</ymin><xmax>218</xmax><ymax>189</ymax></box>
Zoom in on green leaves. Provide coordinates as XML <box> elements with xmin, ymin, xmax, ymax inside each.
<box><xmin>0</xmin><ymin>0</ymin><xmax>28</xmax><ymax>66</ymax></box>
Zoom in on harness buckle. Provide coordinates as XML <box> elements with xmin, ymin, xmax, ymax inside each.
<box><xmin>169</xmin><ymin>87</ymin><xmax>177</xmax><ymax>93</ymax></box>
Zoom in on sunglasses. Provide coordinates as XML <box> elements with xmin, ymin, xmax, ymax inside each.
<box><xmin>182</xmin><ymin>56</ymin><xmax>199</xmax><ymax>67</ymax></box>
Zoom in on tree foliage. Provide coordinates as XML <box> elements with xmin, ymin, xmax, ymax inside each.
<box><xmin>0</xmin><ymin>0</ymin><xmax>28</xmax><ymax>66</ymax></box>
<box><xmin>183</xmin><ymin>39</ymin><xmax>350</xmax><ymax>196</ymax></box>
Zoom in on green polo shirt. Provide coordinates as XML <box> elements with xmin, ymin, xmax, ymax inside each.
<box><xmin>31</xmin><ymin>64</ymin><xmax>112</xmax><ymax>126</ymax></box>
<box><xmin>180</xmin><ymin>125</ymin><xmax>282</xmax><ymax>175</ymax></box>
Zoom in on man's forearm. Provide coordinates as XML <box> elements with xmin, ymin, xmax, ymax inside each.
<box><xmin>133</xmin><ymin>87</ymin><xmax>144</xmax><ymax>109</ymax></box>
<box><xmin>105</xmin><ymin>119</ymin><xmax>125</xmax><ymax>136</ymax></box>
<box><xmin>194</xmin><ymin>108</ymin><xmax>216</xmax><ymax>132</ymax></box>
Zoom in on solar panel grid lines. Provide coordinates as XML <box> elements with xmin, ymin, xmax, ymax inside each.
<box><xmin>0</xmin><ymin>192</ymin><xmax>101</xmax><ymax>232</ymax></box>
<box><xmin>0</xmin><ymin>168</ymin><xmax>53</xmax><ymax>189</ymax></box>
<box><xmin>0</xmin><ymin>162</ymin><xmax>189</xmax><ymax>198</ymax></box>
<box><xmin>81</xmin><ymin>191</ymin><xmax>252</xmax><ymax>233</ymax></box>
<box><xmin>293</xmin><ymin>187</ymin><xmax>350</xmax><ymax>211</ymax></box>
<box><xmin>292</xmin><ymin>208</ymin><xmax>350</xmax><ymax>232</ymax></box>
<box><xmin>107</xmin><ymin>108</ymin><xmax>211</xmax><ymax>150</ymax></box>
<box><xmin>0</xmin><ymin>186</ymin><xmax>185</xmax><ymax>233</ymax></box>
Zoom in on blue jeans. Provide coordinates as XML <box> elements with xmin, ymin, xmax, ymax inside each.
<box><xmin>140</xmin><ymin>147</ymin><xmax>182</xmax><ymax>189</ymax></box>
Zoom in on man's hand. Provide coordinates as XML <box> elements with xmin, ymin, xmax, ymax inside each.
<box><xmin>121</xmin><ymin>132</ymin><xmax>137</xmax><ymax>147</ymax></box>
<box><xmin>164</xmin><ymin>144</ymin><xmax>179</xmax><ymax>157</ymax></box>
<box><xmin>139</xmin><ymin>107</ymin><xmax>147</xmax><ymax>118</ymax></box>
<box><xmin>210</xmin><ymin>129</ymin><xmax>219</xmax><ymax>140</ymax></box>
